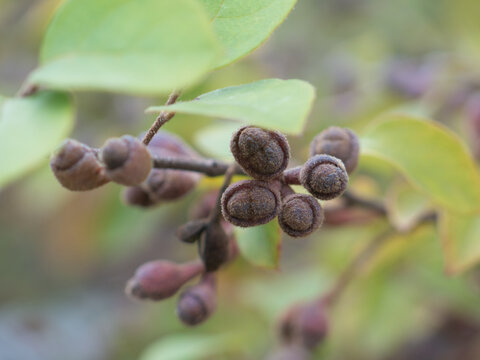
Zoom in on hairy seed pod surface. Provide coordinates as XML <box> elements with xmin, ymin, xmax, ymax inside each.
<box><xmin>125</xmin><ymin>260</ymin><xmax>204</xmax><ymax>301</ymax></box>
<box><xmin>122</xmin><ymin>186</ymin><xmax>155</xmax><ymax>207</ymax></box>
<box><xmin>310</xmin><ymin>127</ymin><xmax>359</xmax><ymax>174</ymax></box>
<box><xmin>231</xmin><ymin>126</ymin><xmax>290</xmax><ymax>180</ymax></box>
<box><xmin>177</xmin><ymin>274</ymin><xmax>217</xmax><ymax>326</ymax></box>
<box><xmin>300</xmin><ymin>155</ymin><xmax>348</xmax><ymax>200</ymax></box>
<box><xmin>279</xmin><ymin>194</ymin><xmax>324</xmax><ymax>237</ymax></box>
<box><xmin>198</xmin><ymin>222</ymin><xmax>230</xmax><ymax>272</ymax></box>
<box><xmin>221</xmin><ymin>180</ymin><xmax>281</xmax><ymax>227</ymax></box>
<box><xmin>50</xmin><ymin>139</ymin><xmax>109</xmax><ymax>191</ymax></box>
<box><xmin>101</xmin><ymin>135</ymin><xmax>152</xmax><ymax>186</ymax></box>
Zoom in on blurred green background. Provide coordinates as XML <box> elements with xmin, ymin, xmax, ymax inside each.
<box><xmin>2</xmin><ymin>0</ymin><xmax>480</xmax><ymax>359</ymax></box>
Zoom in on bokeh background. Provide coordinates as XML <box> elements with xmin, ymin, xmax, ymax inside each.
<box><xmin>2</xmin><ymin>0</ymin><xmax>480</xmax><ymax>359</ymax></box>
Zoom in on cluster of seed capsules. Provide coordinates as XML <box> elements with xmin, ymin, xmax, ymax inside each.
<box><xmin>49</xmin><ymin>125</ymin><xmax>359</xmax><ymax>329</ymax></box>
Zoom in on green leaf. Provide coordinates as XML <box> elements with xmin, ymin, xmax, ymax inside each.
<box><xmin>194</xmin><ymin>122</ymin><xmax>238</xmax><ymax>160</ymax></box>
<box><xmin>140</xmin><ymin>334</ymin><xmax>234</xmax><ymax>360</ymax></box>
<box><xmin>200</xmin><ymin>0</ymin><xmax>298</xmax><ymax>68</ymax></box>
<box><xmin>385</xmin><ymin>181</ymin><xmax>433</xmax><ymax>233</ymax></box>
<box><xmin>439</xmin><ymin>210</ymin><xmax>480</xmax><ymax>275</ymax></box>
<box><xmin>147</xmin><ymin>79</ymin><xmax>315</xmax><ymax>134</ymax></box>
<box><xmin>29</xmin><ymin>0</ymin><xmax>220</xmax><ymax>95</ymax></box>
<box><xmin>235</xmin><ymin>221</ymin><xmax>281</xmax><ymax>268</ymax></box>
<box><xmin>0</xmin><ymin>91</ymin><xmax>74</xmax><ymax>188</ymax></box>
<box><xmin>361</xmin><ymin>113</ymin><xmax>480</xmax><ymax>213</ymax></box>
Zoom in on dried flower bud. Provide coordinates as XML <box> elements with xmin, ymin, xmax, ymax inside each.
<box><xmin>221</xmin><ymin>180</ymin><xmax>281</xmax><ymax>227</ymax></box>
<box><xmin>122</xmin><ymin>186</ymin><xmax>155</xmax><ymax>207</ymax></box>
<box><xmin>279</xmin><ymin>194</ymin><xmax>324</xmax><ymax>237</ymax></box>
<box><xmin>177</xmin><ymin>219</ymin><xmax>208</xmax><ymax>244</ymax></box>
<box><xmin>198</xmin><ymin>222</ymin><xmax>230</xmax><ymax>272</ymax></box>
<box><xmin>230</xmin><ymin>126</ymin><xmax>290</xmax><ymax>180</ymax></box>
<box><xmin>279</xmin><ymin>300</ymin><xmax>329</xmax><ymax>349</ymax></box>
<box><xmin>300</xmin><ymin>155</ymin><xmax>348</xmax><ymax>200</ymax></box>
<box><xmin>266</xmin><ymin>344</ymin><xmax>311</xmax><ymax>360</ymax></box>
<box><xmin>101</xmin><ymin>135</ymin><xmax>152</xmax><ymax>186</ymax></box>
<box><xmin>125</xmin><ymin>260</ymin><xmax>204</xmax><ymax>301</ymax></box>
<box><xmin>310</xmin><ymin>127</ymin><xmax>359</xmax><ymax>174</ymax></box>
<box><xmin>147</xmin><ymin>130</ymin><xmax>199</xmax><ymax>158</ymax></box>
<box><xmin>50</xmin><ymin>139</ymin><xmax>109</xmax><ymax>191</ymax></box>
<box><xmin>146</xmin><ymin>168</ymin><xmax>200</xmax><ymax>202</ymax></box>
<box><xmin>176</xmin><ymin>274</ymin><xmax>217</xmax><ymax>326</ymax></box>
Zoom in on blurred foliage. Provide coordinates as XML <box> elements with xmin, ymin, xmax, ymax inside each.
<box><xmin>3</xmin><ymin>0</ymin><xmax>480</xmax><ymax>359</ymax></box>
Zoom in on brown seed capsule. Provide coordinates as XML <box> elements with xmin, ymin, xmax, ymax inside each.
<box><xmin>177</xmin><ymin>219</ymin><xmax>208</xmax><ymax>244</ymax></box>
<box><xmin>198</xmin><ymin>222</ymin><xmax>230</xmax><ymax>272</ymax></box>
<box><xmin>278</xmin><ymin>300</ymin><xmax>329</xmax><ymax>349</ymax></box>
<box><xmin>221</xmin><ymin>180</ymin><xmax>281</xmax><ymax>227</ymax></box>
<box><xmin>300</xmin><ymin>155</ymin><xmax>348</xmax><ymax>200</ymax></box>
<box><xmin>101</xmin><ymin>135</ymin><xmax>152</xmax><ymax>186</ymax></box>
<box><xmin>230</xmin><ymin>126</ymin><xmax>290</xmax><ymax>180</ymax></box>
<box><xmin>50</xmin><ymin>139</ymin><xmax>109</xmax><ymax>191</ymax></box>
<box><xmin>310</xmin><ymin>127</ymin><xmax>359</xmax><ymax>174</ymax></box>
<box><xmin>125</xmin><ymin>260</ymin><xmax>204</xmax><ymax>301</ymax></box>
<box><xmin>122</xmin><ymin>186</ymin><xmax>155</xmax><ymax>207</ymax></box>
<box><xmin>146</xmin><ymin>168</ymin><xmax>200</xmax><ymax>202</ymax></box>
<box><xmin>279</xmin><ymin>194</ymin><xmax>324</xmax><ymax>237</ymax></box>
<box><xmin>176</xmin><ymin>274</ymin><xmax>217</xmax><ymax>326</ymax></box>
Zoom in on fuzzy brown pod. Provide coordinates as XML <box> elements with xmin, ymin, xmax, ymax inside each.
<box><xmin>145</xmin><ymin>167</ymin><xmax>200</xmax><ymax>202</ymax></box>
<box><xmin>310</xmin><ymin>127</ymin><xmax>359</xmax><ymax>174</ymax></box>
<box><xmin>101</xmin><ymin>135</ymin><xmax>152</xmax><ymax>186</ymax></box>
<box><xmin>177</xmin><ymin>219</ymin><xmax>208</xmax><ymax>244</ymax></box>
<box><xmin>50</xmin><ymin>139</ymin><xmax>109</xmax><ymax>191</ymax></box>
<box><xmin>221</xmin><ymin>180</ymin><xmax>281</xmax><ymax>227</ymax></box>
<box><xmin>300</xmin><ymin>155</ymin><xmax>348</xmax><ymax>200</ymax></box>
<box><xmin>230</xmin><ymin>126</ymin><xmax>290</xmax><ymax>180</ymax></box>
<box><xmin>176</xmin><ymin>274</ymin><xmax>217</xmax><ymax>326</ymax></box>
<box><xmin>279</xmin><ymin>194</ymin><xmax>324</xmax><ymax>237</ymax></box>
<box><xmin>198</xmin><ymin>222</ymin><xmax>230</xmax><ymax>272</ymax></box>
<box><xmin>279</xmin><ymin>300</ymin><xmax>329</xmax><ymax>349</ymax></box>
<box><xmin>122</xmin><ymin>186</ymin><xmax>155</xmax><ymax>207</ymax></box>
<box><xmin>125</xmin><ymin>260</ymin><xmax>204</xmax><ymax>301</ymax></box>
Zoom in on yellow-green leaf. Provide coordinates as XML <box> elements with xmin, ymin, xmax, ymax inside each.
<box><xmin>0</xmin><ymin>91</ymin><xmax>74</xmax><ymax>188</ymax></box>
<box><xmin>30</xmin><ymin>0</ymin><xmax>221</xmax><ymax>95</ymax></box>
<box><xmin>147</xmin><ymin>79</ymin><xmax>316</xmax><ymax>135</ymax></box>
<box><xmin>361</xmin><ymin>113</ymin><xmax>480</xmax><ymax>213</ymax></box>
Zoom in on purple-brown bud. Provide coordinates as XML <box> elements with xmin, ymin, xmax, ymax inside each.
<box><xmin>50</xmin><ymin>139</ymin><xmax>109</xmax><ymax>191</ymax></box>
<box><xmin>221</xmin><ymin>180</ymin><xmax>281</xmax><ymax>227</ymax></box>
<box><xmin>101</xmin><ymin>135</ymin><xmax>152</xmax><ymax>186</ymax></box>
<box><xmin>279</xmin><ymin>300</ymin><xmax>329</xmax><ymax>349</ymax></box>
<box><xmin>300</xmin><ymin>155</ymin><xmax>348</xmax><ymax>200</ymax></box>
<box><xmin>230</xmin><ymin>126</ymin><xmax>290</xmax><ymax>180</ymax></box>
<box><xmin>309</xmin><ymin>127</ymin><xmax>359</xmax><ymax>174</ymax></box>
<box><xmin>125</xmin><ymin>260</ymin><xmax>204</xmax><ymax>301</ymax></box>
<box><xmin>145</xmin><ymin>168</ymin><xmax>200</xmax><ymax>202</ymax></box>
<box><xmin>279</xmin><ymin>194</ymin><xmax>324</xmax><ymax>237</ymax></box>
<box><xmin>198</xmin><ymin>222</ymin><xmax>230</xmax><ymax>272</ymax></box>
<box><xmin>176</xmin><ymin>274</ymin><xmax>217</xmax><ymax>326</ymax></box>
<box><xmin>177</xmin><ymin>219</ymin><xmax>208</xmax><ymax>244</ymax></box>
<box><xmin>122</xmin><ymin>186</ymin><xmax>155</xmax><ymax>207</ymax></box>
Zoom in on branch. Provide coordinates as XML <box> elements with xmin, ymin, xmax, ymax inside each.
<box><xmin>152</xmin><ymin>155</ymin><xmax>245</xmax><ymax>177</ymax></box>
<box><xmin>209</xmin><ymin>163</ymin><xmax>239</xmax><ymax>223</ymax></box>
<box><xmin>142</xmin><ymin>90</ymin><xmax>181</xmax><ymax>145</ymax></box>
<box><xmin>342</xmin><ymin>190</ymin><xmax>387</xmax><ymax>215</ymax></box>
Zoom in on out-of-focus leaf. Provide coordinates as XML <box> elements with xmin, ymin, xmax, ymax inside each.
<box><xmin>194</xmin><ymin>122</ymin><xmax>238</xmax><ymax>160</ymax></box>
<box><xmin>147</xmin><ymin>79</ymin><xmax>316</xmax><ymax>134</ymax></box>
<box><xmin>361</xmin><ymin>113</ymin><xmax>480</xmax><ymax>213</ymax></box>
<box><xmin>235</xmin><ymin>221</ymin><xmax>281</xmax><ymax>269</ymax></box>
<box><xmin>386</xmin><ymin>180</ymin><xmax>433</xmax><ymax>232</ymax></box>
<box><xmin>30</xmin><ymin>0</ymin><xmax>220</xmax><ymax>95</ymax></box>
<box><xmin>439</xmin><ymin>210</ymin><xmax>480</xmax><ymax>275</ymax></box>
<box><xmin>140</xmin><ymin>333</ymin><xmax>235</xmax><ymax>360</ymax></box>
<box><xmin>200</xmin><ymin>0</ymin><xmax>298</xmax><ymax>68</ymax></box>
<box><xmin>0</xmin><ymin>91</ymin><xmax>74</xmax><ymax>188</ymax></box>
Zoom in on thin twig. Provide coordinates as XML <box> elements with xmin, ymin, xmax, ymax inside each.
<box><xmin>152</xmin><ymin>155</ymin><xmax>245</xmax><ymax>177</ymax></box>
<box><xmin>342</xmin><ymin>190</ymin><xmax>387</xmax><ymax>215</ymax></box>
<box><xmin>321</xmin><ymin>212</ymin><xmax>436</xmax><ymax>307</ymax></box>
<box><xmin>209</xmin><ymin>163</ymin><xmax>239</xmax><ymax>223</ymax></box>
<box><xmin>142</xmin><ymin>90</ymin><xmax>181</xmax><ymax>145</ymax></box>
